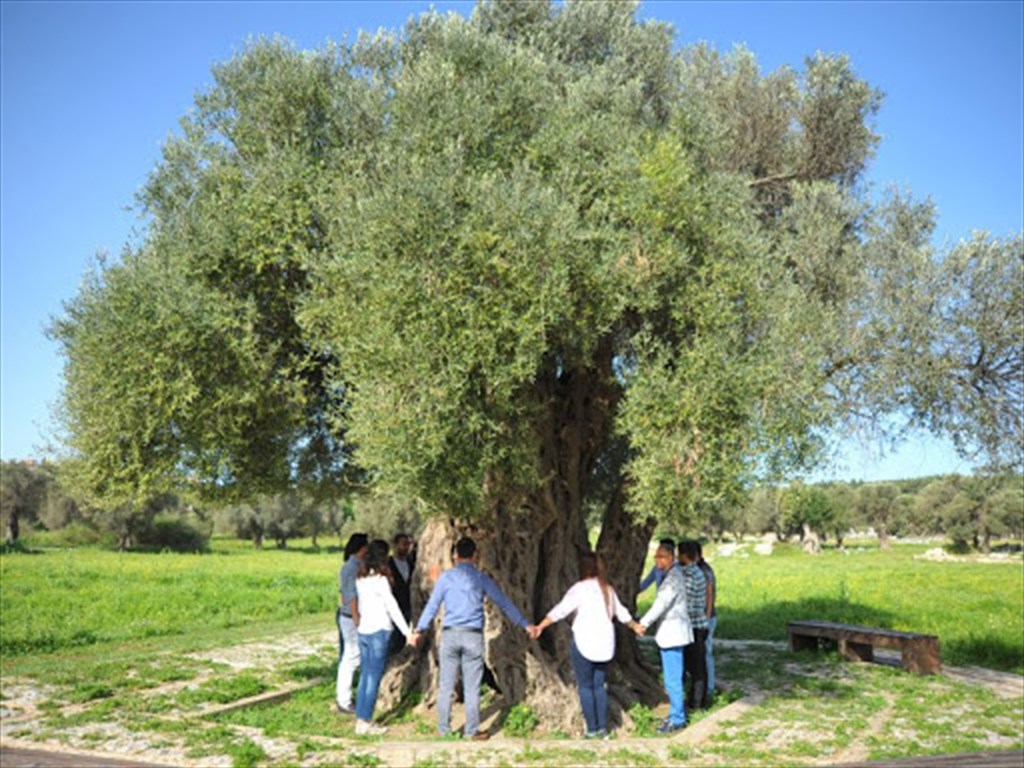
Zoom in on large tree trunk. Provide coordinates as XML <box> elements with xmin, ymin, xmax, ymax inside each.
<box><xmin>376</xmin><ymin>348</ymin><xmax>661</xmax><ymax>733</ymax></box>
<box><xmin>596</xmin><ymin>486</ymin><xmax>663</xmax><ymax>712</ymax></box>
<box><xmin>802</xmin><ymin>523</ymin><xmax>821</xmax><ymax>554</ymax></box>
<box><xmin>877</xmin><ymin>521</ymin><xmax>891</xmax><ymax>550</ymax></box>
<box><xmin>5</xmin><ymin>512</ymin><xmax>19</xmax><ymax>545</ymax></box>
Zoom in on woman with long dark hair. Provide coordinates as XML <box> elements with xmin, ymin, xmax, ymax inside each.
<box><xmin>354</xmin><ymin>539</ymin><xmax>411</xmax><ymax>735</ymax></box>
<box><xmin>533</xmin><ymin>551</ymin><xmax>641</xmax><ymax>738</ymax></box>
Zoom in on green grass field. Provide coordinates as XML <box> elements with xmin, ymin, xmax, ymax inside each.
<box><xmin>3</xmin><ymin>537</ymin><xmax>1022</xmax><ymax>673</ymax></box>
<box><xmin>1</xmin><ymin>538</ymin><xmax>337</xmax><ymax>658</ymax></box>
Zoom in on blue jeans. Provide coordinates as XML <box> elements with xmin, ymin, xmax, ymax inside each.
<box><xmin>355</xmin><ymin>630</ymin><xmax>390</xmax><ymax>721</ymax></box>
<box><xmin>438</xmin><ymin>629</ymin><xmax>485</xmax><ymax>736</ymax></box>
<box><xmin>660</xmin><ymin>646</ymin><xmax>686</xmax><ymax>726</ymax></box>
<box><xmin>706</xmin><ymin>615</ymin><xmax>717</xmax><ymax>692</ymax></box>
<box><xmin>569</xmin><ymin>639</ymin><xmax>609</xmax><ymax>734</ymax></box>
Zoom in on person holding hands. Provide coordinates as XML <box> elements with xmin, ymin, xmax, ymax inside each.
<box><xmin>634</xmin><ymin>541</ymin><xmax>692</xmax><ymax>734</ymax></box>
<box><xmin>410</xmin><ymin>536</ymin><xmax>536</xmax><ymax>740</ymax></box>
<box><xmin>353</xmin><ymin>539</ymin><xmax>413</xmax><ymax>735</ymax></box>
<box><xmin>532</xmin><ymin>551</ymin><xmax>642</xmax><ymax>739</ymax></box>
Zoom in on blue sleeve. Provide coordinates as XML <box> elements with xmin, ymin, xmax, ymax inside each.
<box><xmin>481</xmin><ymin>572</ymin><xmax>528</xmax><ymax>629</ymax></box>
<box><xmin>416</xmin><ymin>572</ymin><xmax>446</xmax><ymax>632</ymax></box>
<box><xmin>639</xmin><ymin>565</ymin><xmax>657</xmax><ymax>591</ymax></box>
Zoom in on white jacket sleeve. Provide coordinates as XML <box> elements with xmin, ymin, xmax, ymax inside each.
<box><xmin>612</xmin><ymin>589</ymin><xmax>633</xmax><ymax>624</ymax></box>
<box><xmin>639</xmin><ymin>572</ymin><xmax>678</xmax><ymax>628</ymax></box>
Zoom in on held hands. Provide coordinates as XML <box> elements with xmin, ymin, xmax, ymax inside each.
<box><xmin>526</xmin><ymin>624</ymin><xmax>542</xmax><ymax>640</ymax></box>
<box><xmin>629</xmin><ymin>620</ymin><xmax>646</xmax><ymax>636</ymax></box>
<box><xmin>408</xmin><ymin>630</ymin><xmax>422</xmax><ymax>648</ymax></box>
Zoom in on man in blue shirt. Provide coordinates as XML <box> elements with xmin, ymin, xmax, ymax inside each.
<box><xmin>411</xmin><ymin>536</ymin><xmax>536</xmax><ymax>740</ymax></box>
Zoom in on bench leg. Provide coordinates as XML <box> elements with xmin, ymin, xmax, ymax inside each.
<box><xmin>902</xmin><ymin>639</ymin><xmax>941</xmax><ymax>674</ymax></box>
<box><xmin>839</xmin><ymin>639</ymin><xmax>874</xmax><ymax>663</ymax></box>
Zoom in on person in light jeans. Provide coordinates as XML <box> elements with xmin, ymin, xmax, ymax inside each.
<box><xmin>532</xmin><ymin>551</ymin><xmax>643</xmax><ymax>738</ymax></box>
<box><xmin>336</xmin><ymin>533</ymin><xmax>368</xmax><ymax>714</ymax></box>
<box><xmin>635</xmin><ymin>543</ymin><xmax>692</xmax><ymax>734</ymax></box>
<box><xmin>354</xmin><ymin>539</ymin><xmax>412</xmax><ymax>735</ymax></box>
<box><xmin>410</xmin><ymin>536</ymin><xmax>536</xmax><ymax>740</ymax></box>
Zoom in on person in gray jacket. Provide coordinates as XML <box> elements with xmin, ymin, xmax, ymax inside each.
<box><xmin>634</xmin><ymin>542</ymin><xmax>693</xmax><ymax>734</ymax></box>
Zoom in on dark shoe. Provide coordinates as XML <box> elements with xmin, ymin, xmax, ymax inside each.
<box><xmin>335</xmin><ymin>703</ymin><xmax>355</xmax><ymax>716</ymax></box>
<box><xmin>471</xmin><ymin>732</ymin><xmax>490</xmax><ymax>741</ymax></box>
<box><xmin>657</xmin><ymin>721</ymin><xmax>686</xmax><ymax>735</ymax></box>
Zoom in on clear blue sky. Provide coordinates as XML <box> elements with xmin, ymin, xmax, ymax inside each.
<box><xmin>2</xmin><ymin>1</ymin><xmax>1021</xmax><ymax>483</ymax></box>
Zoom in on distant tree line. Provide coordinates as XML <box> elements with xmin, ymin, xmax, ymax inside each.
<box><xmin>3</xmin><ymin>457</ymin><xmax>1018</xmax><ymax>553</ymax></box>
<box><xmin>712</xmin><ymin>473</ymin><xmax>1024</xmax><ymax>554</ymax></box>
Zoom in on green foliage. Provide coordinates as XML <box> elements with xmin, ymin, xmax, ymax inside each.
<box><xmin>503</xmin><ymin>702</ymin><xmax>540</xmax><ymax>737</ymax></box>
<box><xmin>1</xmin><ymin>460</ymin><xmax>48</xmax><ymax>542</ymax></box>
<box><xmin>46</xmin><ymin>0</ymin><xmax>1012</xmax><ymax>538</ymax></box>
<box><xmin>135</xmin><ymin>513</ymin><xmax>209</xmax><ymax>552</ymax></box>
<box><xmin>23</xmin><ymin>522</ymin><xmax>114</xmax><ymax>549</ymax></box>
<box><xmin>224</xmin><ymin>737</ymin><xmax>268</xmax><ymax>768</ymax></box>
<box><xmin>177</xmin><ymin>674</ymin><xmax>267</xmax><ymax>706</ymax></box>
<box><xmin>626</xmin><ymin>702</ymin><xmax>660</xmax><ymax>737</ymax></box>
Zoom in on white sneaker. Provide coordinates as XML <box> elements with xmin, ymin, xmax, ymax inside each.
<box><xmin>355</xmin><ymin>720</ymin><xmax>387</xmax><ymax>735</ymax></box>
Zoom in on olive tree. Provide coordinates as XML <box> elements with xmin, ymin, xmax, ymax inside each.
<box><xmin>49</xmin><ymin>0</ymin><xmax>1020</xmax><ymax>726</ymax></box>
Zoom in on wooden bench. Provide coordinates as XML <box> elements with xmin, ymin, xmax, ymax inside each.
<box><xmin>788</xmin><ymin>620</ymin><xmax>941</xmax><ymax>674</ymax></box>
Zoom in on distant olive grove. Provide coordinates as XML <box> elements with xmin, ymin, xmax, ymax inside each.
<box><xmin>3</xmin><ymin>457</ymin><xmax>1019</xmax><ymax>554</ymax></box>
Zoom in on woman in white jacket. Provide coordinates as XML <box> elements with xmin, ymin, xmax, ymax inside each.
<box><xmin>533</xmin><ymin>551</ymin><xmax>642</xmax><ymax>738</ymax></box>
<box><xmin>354</xmin><ymin>539</ymin><xmax>411</xmax><ymax>735</ymax></box>
<box><xmin>636</xmin><ymin>542</ymin><xmax>692</xmax><ymax>734</ymax></box>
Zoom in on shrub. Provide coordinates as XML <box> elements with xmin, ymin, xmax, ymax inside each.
<box><xmin>136</xmin><ymin>514</ymin><xmax>208</xmax><ymax>552</ymax></box>
<box><xmin>23</xmin><ymin>522</ymin><xmax>113</xmax><ymax>549</ymax></box>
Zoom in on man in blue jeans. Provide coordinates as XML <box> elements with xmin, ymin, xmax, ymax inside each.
<box><xmin>636</xmin><ymin>542</ymin><xmax>692</xmax><ymax>734</ymax></box>
<box><xmin>410</xmin><ymin>537</ymin><xmax>536</xmax><ymax>740</ymax></box>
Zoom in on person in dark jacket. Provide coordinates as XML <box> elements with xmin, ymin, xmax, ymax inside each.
<box><xmin>387</xmin><ymin>532</ymin><xmax>416</xmax><ymax>655</ymax></box>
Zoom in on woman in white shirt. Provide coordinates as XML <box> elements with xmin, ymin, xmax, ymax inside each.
<box><xmin>354</xmin><ymin>539</ymin><xmax>411</xmax><ymax>735</ymax></box>
<box><xmin>533</xmin><ymin>551</ymin><xmax>641</xmax><ymax>738</ymax></box>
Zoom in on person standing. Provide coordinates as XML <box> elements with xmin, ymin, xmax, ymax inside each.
<box><xmin>533</xmin><ymin>551</ymin><xmax>642</xmax><ymax>739</ymax></box>
<box><xmin>635</xmin><ymin>542</ymin><xmax>692</xmax><ymax>734</ymax></box>
<box><xmin>678</xmin><ymin>540</ymin><xmax>709</xmax><ymax>711</ymax></box>
<box><xmin>410</xmin><ymin>536</ymin><xmax>536</xmax><ymax>740</ymax></box>
<box><xmin>336</xmin><ymin>532</ymin><xmax>368</xmax><ymax>715</ymax></box>
<box><xmin>387</xmin><ymin>532</ymin><xmax>416</xmax><ymax>656</ymax></box>
<box><xmin>639</xmin><ymin>537</ymin><xmax>676</xmax><ymax>593</ymax></box>
<box><xmin>696</xmin><ymin>540</ymin><xmax>717</xmax><ymax>698</ymax></box>
<box><xmin>354</xmin><ymin>539</ymin><xmax>412</xmax><ymax>735</ymax></box>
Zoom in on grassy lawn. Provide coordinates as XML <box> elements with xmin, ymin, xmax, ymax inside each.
<box><xmin>1</xmin><ymin>537</ymin><xmax>1021</xmax><ymax>766</ymax></box>
<box><xmin>1</xmin><ymin>537</ymin><xmax>339</xmax><ymax>657</ymax></box>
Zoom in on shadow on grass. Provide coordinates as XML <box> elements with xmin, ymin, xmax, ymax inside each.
<box><xmin>719</xmin><ymin>596</ymin><xmax>1024</xmax><ymax>674</ymax></box>
<box><xmin>719</xmin><ymin>596</ymin><xmax>903</xmax><ymax>642</ymax></box>
<box><xmin>944</xmin><ymin>634</ymin><xmax>1024</xmax><ymax>673</ymax></box>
